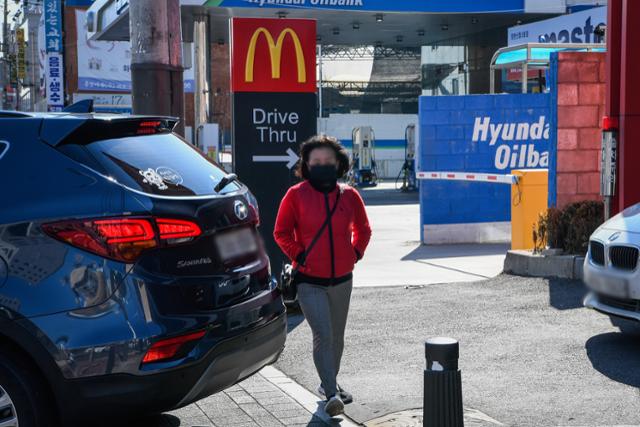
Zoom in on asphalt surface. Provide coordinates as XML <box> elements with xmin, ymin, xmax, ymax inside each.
<box><xmin>276</xmin><ymin>275</ymin><xmax>640</xmax><ymax>426</ymax></box>
<box><xmin>354</xmin><ymin>183</ymin><xmax>508</xmax><ymax>287</ymax></box>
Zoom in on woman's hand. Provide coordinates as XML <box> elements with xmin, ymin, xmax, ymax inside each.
<box><xmin>354</xmin><ymin>247</ymin><xmax>362</xmax><ymax>263</ymax></box>
<box><xmin>296</xmin><ymin>251</ymin><xmax>307</xmax><ymax>266</ymax></box>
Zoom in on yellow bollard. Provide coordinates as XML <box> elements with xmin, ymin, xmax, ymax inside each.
<box><xmin>511</xmin><ymin>169</ymin><xmax>549</xmax><ymax>250</ymax></box>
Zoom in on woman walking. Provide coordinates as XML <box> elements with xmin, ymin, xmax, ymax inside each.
<box><xmin>274</xmin><ymin>135</ymin><xmax>372</xmax><ymax>417</ymax></box>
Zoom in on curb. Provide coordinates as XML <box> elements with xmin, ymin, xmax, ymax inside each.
<box><xmin>503</xmin><ymin>250</ymin><xmax>585</xmax><ymax>280</ymax></box>
<box><xmin>261</xmin><ymin>366</ymin><xmax>362</xmax><ymax>426</ymax></box>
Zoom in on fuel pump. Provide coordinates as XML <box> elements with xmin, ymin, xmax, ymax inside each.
<box><xmin>398</xmin><ymin>124</ymin><xmax>418</xmax><ymax>192</ymax></box>
<box><xmin>349</xmin><ymin>126</ymin><xmax>378</xmax><ymax>187</ymax></box>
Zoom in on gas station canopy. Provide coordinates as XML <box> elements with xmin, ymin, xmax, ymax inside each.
<box><xmin>493</xmin><ymin>43</ymin><xmax>606</xmax><ymax>67</ymax></box>
<box><xmin>87</xmin><ymin>0</ymin><xmax>565</xmax><ymax>45</ymax></box>
<box><xmin>489</xmin><ymin>42</ymin><xmax>606</xmax><ymax>93</ymax></box>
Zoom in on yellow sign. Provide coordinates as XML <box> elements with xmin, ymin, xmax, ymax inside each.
<box><xmin>16</xmin><ymin>28</ymin><xmax>26</xmax><ymax>80</ymax></box>
<box><xmin>244</xmin><ymin>27</ymin><xmax>306</xmax><ymax>84</ymax></box>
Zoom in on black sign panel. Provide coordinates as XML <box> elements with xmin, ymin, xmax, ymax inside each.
<box><xmin>233</xmin><ymin>92</ymin><xmax>317</xmax><ymax>274</ymax></box>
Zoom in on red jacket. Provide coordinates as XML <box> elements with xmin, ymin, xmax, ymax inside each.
<box><xmin>274</xmin><ymin>181</ymin><xmax>371</xmax><ymax>282</ymax></box>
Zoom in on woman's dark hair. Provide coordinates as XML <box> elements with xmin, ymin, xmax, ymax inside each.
<box><xmin>295</xmin><ymin>134</ymin><xmax>350</xmax><ymax>180</ymax></box>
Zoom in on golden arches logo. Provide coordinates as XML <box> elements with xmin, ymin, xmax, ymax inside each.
<box><xmin>245</xmin><ymin>27</ymin><xmax>307</xmax><ymax>84</ymax></box>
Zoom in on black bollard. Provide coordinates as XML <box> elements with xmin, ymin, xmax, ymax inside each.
<box><xmin>423</xmin><ymin>337</ymin><xmax>464</xmax><ymax>427</ymax></box>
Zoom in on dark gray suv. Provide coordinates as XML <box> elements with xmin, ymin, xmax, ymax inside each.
<box><xmin>0</xmin><ymin>112</ymin><xmax>286</xmax><ymax>426</ymax></box>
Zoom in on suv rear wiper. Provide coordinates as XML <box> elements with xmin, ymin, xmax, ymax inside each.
<box><xmin>214</xmin><ymin>173</ymin><xmax>238</xmax><ymax>193</ymax></box>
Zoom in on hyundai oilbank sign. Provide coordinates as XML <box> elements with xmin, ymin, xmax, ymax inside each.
<box><xmin>471</xmin><ymin>115</ymin><xmax>549</xmax><ymax>171</ymax></box>
<box><xmin>419</xmin><ymin>93</ymin><xmax>551</xmax><ymax>242</ymax></box>
<box><xmin>206</xmin><ymin>0</ymin><xmax>528</xmax><ymax>13</ymax></box>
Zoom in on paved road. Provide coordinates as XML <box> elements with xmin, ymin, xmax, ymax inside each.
<box><xmin>355</xmin><ymin>183</ymin><xmax>507</xmax><ymax>287</ymax></box>
<box><xmin>93</xmin><ymin>183</ymin><xmax>635</xmax><ymax>426</ymax></box>
<box><xmin>276</xmin><ymin>275</ymin><xmax>640</xmax><ymax>426</ymax></box>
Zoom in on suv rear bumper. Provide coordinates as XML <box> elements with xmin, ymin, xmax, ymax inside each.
<box><xmin>60</xmin><ymin>312</ymin><xmax>287</xmax><ymax>420</ymax></box>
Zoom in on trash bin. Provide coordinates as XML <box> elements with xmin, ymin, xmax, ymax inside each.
<box><xmin>511</xmin><ymin>169</ymin><xmax>548</xmax><ymax>250</ymax></box>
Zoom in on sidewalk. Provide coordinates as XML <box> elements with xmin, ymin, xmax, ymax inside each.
<box><xmin>161</xmin><ymin>366</ymin><xmax>361</xmax><ymax>427</ymax></box>
<box><xmin>355</xmin><ymin>183</ymin><xmax>507</xmax><ymax>288</ymax></box>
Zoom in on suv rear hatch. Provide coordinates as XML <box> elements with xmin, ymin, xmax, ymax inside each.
<box><xmin>48</xmin><ymin>117</ymin><xmax>269</xmax><ymax>313</ymax></box>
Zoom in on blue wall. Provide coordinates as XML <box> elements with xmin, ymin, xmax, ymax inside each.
<box><xmin>419</xmin><ymin>93</ymin><xmax>552</xmax><ymax>229</ymax></box>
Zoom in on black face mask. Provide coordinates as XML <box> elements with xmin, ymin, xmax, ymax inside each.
<box><xmin>308</xmin><ymin>164</ymin><xmax>338</xmax><ymax>193</ymax></box>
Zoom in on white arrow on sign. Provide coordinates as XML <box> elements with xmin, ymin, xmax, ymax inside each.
<box><xmin>252</xmin><ymin>148</ymin><xmax>300</xmax><ymax>170</ymax></box>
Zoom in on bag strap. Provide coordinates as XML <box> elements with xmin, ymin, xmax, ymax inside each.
<box><xmin>293</xmin><ymin>187</ymin><xmax>342</xmax><ymax>273</ymax></box>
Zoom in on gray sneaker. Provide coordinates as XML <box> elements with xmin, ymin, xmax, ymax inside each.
<box><xmin>318</xmin><ymin>384</ymin><xmax>353</xmax><ymax>404</ymax></box>
<box><xmin>325</xmin><ymin>395</ymin><xmax>345</xmax><ymax>417</ymax></box>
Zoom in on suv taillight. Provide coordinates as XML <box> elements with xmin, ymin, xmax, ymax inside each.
<box><xmin>43</xmin><ymin>217</ymin><xmax>202</xmax><ymax>262</ymax></box>
<box><xmin>156</xmin><ymin>218</ymin><xmax>202</xmax><ymax>240</ymax></box>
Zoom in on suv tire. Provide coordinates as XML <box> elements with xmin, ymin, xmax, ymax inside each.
<box><xmin>0</xmin><ymin>350</ymin><xmax>56</xmax><ymax>427</ymax></box>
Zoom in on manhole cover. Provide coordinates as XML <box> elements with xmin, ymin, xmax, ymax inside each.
<box><xmin>364</xmin><ymin>408</ymin><xmax>503</xmax><ymax>427</ymax></box>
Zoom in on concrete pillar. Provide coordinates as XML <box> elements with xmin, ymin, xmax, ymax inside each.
<box><xmin>617</xmin><ymin>0</ymin><xmax>640</xmax><ymax>211</ymax></box>
<box><xmin>2</xmin><ymin>0</ymin><xmax>10</xmax><ymax>110</ymax></box>
<box><xmin>129</xmin><ymin>0</ymin><xmax>185</xmax><ymax>135</ymax></box>
<box><xmin>609</xmin><ymin>0</ymin><xmax>640</xmax><ymax>213</ymax></box>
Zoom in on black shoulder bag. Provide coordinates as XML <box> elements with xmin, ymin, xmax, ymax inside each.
<box><xmin>279</xmin><ymin>188</ymin><xmax>342</xmax><ymax>301</ymax></box>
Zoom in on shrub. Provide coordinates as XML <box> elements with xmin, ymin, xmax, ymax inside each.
<box><xmin>533</xmin><ymin>200</ymin><xmax>604</xmax><ymax>255</ymax></box>
<box><xmin>563</xmin><ymin>201</ymin><xmax>604</xmax><ymax>254</ymax></box>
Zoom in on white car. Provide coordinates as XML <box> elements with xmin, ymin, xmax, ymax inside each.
<box><xmin>584</xmin><ymin>203</ymin><xmax>640</xmax><ymax>323</ymax></box>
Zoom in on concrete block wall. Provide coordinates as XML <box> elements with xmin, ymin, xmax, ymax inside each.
<box><xmin>552</xmin><ymin>52</ymin><xmax>606</xmax><ymax>208</ymax></box>
<box><xmin>419</xmin><ymin>93</ymin><xmax>550</xmax><ymax>227</ymax></box>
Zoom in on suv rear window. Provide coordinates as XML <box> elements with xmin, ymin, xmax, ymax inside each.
<box><xmin>64</xmin><ymin>133</ymin><xmax>240</xmax><ymax>196</ymax></box>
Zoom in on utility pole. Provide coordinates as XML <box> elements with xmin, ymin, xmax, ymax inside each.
<box><xmin>193</xmin><ymin>11</ymin><xmax>209</xmax><ymax>149</ymax></box>
<box><xmin>2</xmin><ymin>0</ymin><xmax>9</xmax><ymax>110</ymax></box>
<box><xmin>129</xmin><ymin>0</ymin><xmax>185</xmax><ymax>135</ymax></box>
<box><xmin>2</xmin><ymin>0</ymin><xmax>7</xmax><ymax>58</ymax></box>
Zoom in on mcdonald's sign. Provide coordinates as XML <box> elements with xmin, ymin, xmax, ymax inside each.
<box><xmin>231</xmin><ymin>18</ymin><xmax>316</xmax><ymax>93</ymax></box>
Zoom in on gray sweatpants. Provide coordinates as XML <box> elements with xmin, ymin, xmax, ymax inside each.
<box><xmin>297</xmin><ymin>280</ymin><xmax>353</xmax><ymax>399</ymax></box>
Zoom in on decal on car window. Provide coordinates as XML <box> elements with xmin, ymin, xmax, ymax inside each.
<box><xmin>0</xmin><ymin>141</ymin><xmax>9</xmax><ymax>161</ymax></box>
<box><xmin>156</xmin><ymin>167</ymin><xmax>183</xmax><ymax>186</ymax></box>
<box><xmin>86</xmin><ymin>133</ymin><xmax>235</xmax><ymax>196</ymax></box>
<box><xmin>139</xmin><ymin>168</ymin><xmax>169</xmax><ymax>190</ymax></box>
